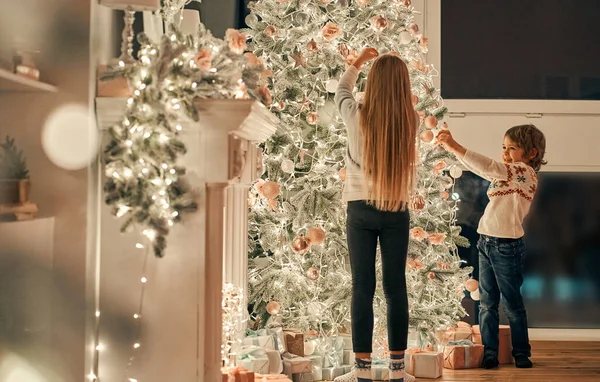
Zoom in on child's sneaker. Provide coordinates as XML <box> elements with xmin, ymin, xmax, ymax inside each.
<box><xmin>482</xmin><ymin>355</ymin><xmax>499</xmax><ymax>369</ymax></box>
<box><xmin>515</xmin><ymin>355</ymin><xmax>533</xmax><ymax>368</ymax></box>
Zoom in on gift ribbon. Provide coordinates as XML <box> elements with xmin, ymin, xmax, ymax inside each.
<box><xmin>266</xmin><ymin>326</ymin><xmax>286</xmax><ymax>352</ymax></box>
<box><xmin>446</xmin><ymin>340</ymin><xmax>474</xmax><ymax>369</ymax></box>
<box><xmin>314</xmin><ymin>336</ymin><xmax>344</xmax><ymax>367</ymax></box>
<box><xmin>238</xmin><ymin>345</ymin><xmax>269</xmax><ymax>372</ymax></box>
<box><xmin>247</xmin><ymin>328</ymin><xmax>281</xmax><ymax>350</ymax></box>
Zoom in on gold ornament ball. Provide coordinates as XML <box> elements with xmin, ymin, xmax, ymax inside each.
<box><xmin>306</xmin><ymin>266</ymin><xmax>320</xmax><ymax>280</ymax></box>
<box><xmin>261</xmin><ymin>181</ymin><xmax>280</xmax><ymax>199</ymax></box>
<box><xmin>465</xmin><ymin>279</ymin><xmax>479</xmax><ymax>292</ymax></box>
<box><xmin>266</xmin><ymin>301</ymin><xmax>281</xmax><ymax>315</ymax></box>
<box><xmin>441</xmin><ymin>191</ymin><xmax>449</xmax><ymax>200</ymax></box>
<box><xmin>420</xmin><ymin>130</ymin><xmax>434</xmax><ymax>143</ymax></box>
<box><xmin>427</xmin><ymin>272</ymin><xmax>436</xmax><ymax>280</ymax></box>
<box><xmin>264</xmin><ymin>25</ymin><xmax>278</xmax><ymax>38</ymax></box>
<box><xmin>409</xmin><ymin>194</ymin><xmax>426</xmax><ymax>210</ymax></box>
<box><xmin>411</xmin><ymin>94</ymin><xmax>419</xmax><ymax>106</ymax></box>
<box><xmin>277</xmin><ymin>101</ymin><xmax>286</xmax><ymax>111</ymax></box>
<box><xmin>338</xmin><ymin>167</ymin><xmax>346</xmax><ymax>181</ymax></box>
<box><xmin>424</xmin><ymin>115</ymin><xmax>438</xmax><ymax>129</ymax></box>
<box><xmin>307</xmin><ymin>227</ymin><xmax>326</xmax><ymax>245</ymax></box>
<box><xmin>291</xmin><ymin>236</ymin><xmax>310</xmax><ymax>254</ymax></box>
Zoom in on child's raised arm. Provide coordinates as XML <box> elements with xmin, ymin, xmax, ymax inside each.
<box><xmin>335</xmin><ymin>48</ymin><xmax>378</xmax><ymax>135</ymax></box>
<box><xmin>437</xmin><ymin>130</ymin><xmax>510</xmax><ymax>181</ymax></box>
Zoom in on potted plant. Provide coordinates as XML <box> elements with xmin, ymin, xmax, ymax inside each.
<box><xmin>0</xmin><ymin>136</ymin><xmax>30</xmax><ymax>205</ymax></box>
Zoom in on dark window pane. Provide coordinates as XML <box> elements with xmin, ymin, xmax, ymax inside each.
<box><xmin>441</xmin><ymin>0</ymin><xmax>600</xmax><ymax>100</ymax></box>
<box><xmin>455</xmin><ymin>171</ymin><xmax>600</xmax><ymax>329</ymax></box>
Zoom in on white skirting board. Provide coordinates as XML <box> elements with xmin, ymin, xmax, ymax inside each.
<box><xmin>529</xmin><ymin>329</ymin><xmax>600</xmax><ymax>341</ymax></box>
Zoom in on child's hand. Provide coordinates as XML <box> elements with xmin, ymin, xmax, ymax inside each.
<box><xmin>352</xmin><ymin>48</ymin><xmax>379</xmax><ymax>69</ymax></box>
<box><xmin>435</xmin><ymin>130</ymin><xmax>456</xmax><ymax>149</ymax></box>
<box><xmin>436</xmin><ymin>130</ymin><xmax>466</xmax><ymax>158</ymax></box>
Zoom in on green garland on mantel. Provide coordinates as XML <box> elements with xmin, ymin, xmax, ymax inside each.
<box><xmin>102</xmin><ymin>23</ymin><xmax>271</xmax><ymax>257</ymax></box>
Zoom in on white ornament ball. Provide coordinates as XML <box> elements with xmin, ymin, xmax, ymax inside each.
<box><xmin>470</xmin><ymin>289</ymin><xmax>480</xmax><ymax>301</ymax></box>
<box><xmin>399</xmin><ymin>31</ymin><xmax>412</xmax><ymax>45</ymax></box>
<box><xmin>281</xmin><ymin>159</ymin><xmax>295</xmax><ymax>173</ymax></box>
<box><xmin>326</xmin><ymin>79</ymin><xmax>339</xmax><ymax>93</ymax></box>
<box><xmin>304</xmin><ymin>340</ymin><xmax>316</xmax><ymax>356</ymax></box>
<box><xmin>449</xmin><ymin>166</ymin><xmax>463</xmax><ymax>179</ymax></box>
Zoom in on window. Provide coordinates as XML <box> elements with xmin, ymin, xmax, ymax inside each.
<box><xmin>440</xmin><ymin>0</ymin><xmax>600</xmax><ymax>100</ymax></box>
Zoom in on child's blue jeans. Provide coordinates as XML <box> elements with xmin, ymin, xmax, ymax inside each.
<box><xmin>478</xmin><ymin>234</ymin><xmax>532</xmax><ymax>358</ymax></box>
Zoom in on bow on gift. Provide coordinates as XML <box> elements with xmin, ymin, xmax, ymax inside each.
<box><xmin>315</xmin><ymin>336</ymin><xmax>344</xmax><ymax>367</ymax></box>
<box><xmin>238</xmin><ymin>345</ymin><xmax>267</xmax><ymax>360</ymax></box>
<box><xmin>446</xmin><ymin>339</ymin><xmax>475</xmax><ymax>369</ymax></box>
<box><xmin>247</xmin><ymin>328</ymin><xmax>283</xmax><ymax>352</ymax></box>
<box><xmin>447</xmin><ymin>340</ymin><xmax>474</xmax><ymax>346</ymax></box>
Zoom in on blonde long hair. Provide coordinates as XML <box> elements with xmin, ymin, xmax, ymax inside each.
<box><xmin>359</xmin><ymin>55</ymin><xmax>417</xmax><ymax>212</ymax></box>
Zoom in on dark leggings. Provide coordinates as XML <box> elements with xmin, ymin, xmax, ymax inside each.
<box><xmin>346</xmin><ymin>200</ymin><xmax>410</xmax><ymax>353</ymax></box>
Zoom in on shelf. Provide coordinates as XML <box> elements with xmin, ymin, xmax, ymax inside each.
<box><xmin>0</xmin><ymin>68</ymin><xmax>57</xmax><ymax>93</ymax></box>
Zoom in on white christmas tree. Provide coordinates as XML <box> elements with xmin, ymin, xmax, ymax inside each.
<box><xmin>245</xmin><ymin>0</ymin><xmax>475</xmax><ymax>355</ymax></box>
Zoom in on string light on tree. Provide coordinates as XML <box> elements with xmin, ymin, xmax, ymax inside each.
<box><xmin>246</xmin><ymin>0</ymin><xmax>474</xmax><ymax>356</ymax></box>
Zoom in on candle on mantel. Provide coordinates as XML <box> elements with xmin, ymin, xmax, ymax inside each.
<box><xmin>99</xmin><ymin>0</ymin><xmax>160</xmax><ymax>11</ymax></box>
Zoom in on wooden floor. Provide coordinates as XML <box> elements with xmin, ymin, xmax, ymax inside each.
<box><xmin>419</xmin><ymin>341</ymin><xmax>600</xmax><ymax>381</ymax></box>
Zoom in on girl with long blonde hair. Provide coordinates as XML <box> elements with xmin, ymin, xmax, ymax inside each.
<box><xmin>334</xmin><ymin>48</ymin><xmax>418</xmax><ymax>382</ymax></box>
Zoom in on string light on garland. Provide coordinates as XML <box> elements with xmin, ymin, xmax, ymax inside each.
<box><xmin>102</xmin><ymin>19</ymin><xmax>269</xmax><ymax>258</ymax></box>
<box><xmin>222</xmin><ymin>282</ymin><xmax>246</xmax><ymax>367</ymax></box>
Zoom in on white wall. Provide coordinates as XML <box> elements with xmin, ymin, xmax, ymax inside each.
<box><xmin>0</xmin><ymin>0</ymin><xmax>93</xmax><ymax>380</ymax></box>
<box><xmin>419</xmin><ymin>0</ymin><xmax>600</xmax><ymax>172</ymax></box>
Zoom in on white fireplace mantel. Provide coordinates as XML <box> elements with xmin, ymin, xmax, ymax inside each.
<box><xmin>95</xmin><ymin>97</ymin><xmax>278</xmax><ymax>381</ymax></box>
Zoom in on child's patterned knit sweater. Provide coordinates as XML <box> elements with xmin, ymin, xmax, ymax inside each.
<box><xmin>459</xmin><ymin>150</ymin><xmax>538</xmax><ymax>239</ymax></box>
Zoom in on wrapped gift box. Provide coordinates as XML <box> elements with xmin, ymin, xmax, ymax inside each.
<box><xmin>283</xmin><ymin>354</ymin><xmax>312</xmax><ymax>375</ymax></box>
<box><xmin>444</xmin><ymin>327</ymin><xmax>473</xmax><ymax>342</ymax></box>
<box><xmin>305</xmin><ymin>355</ymin><xmax>323</xmax><ymax>380</ymax></box>
<box><xmin>405</xmin><ymin>349</ymin><xmax>443</xmax><ymax>379</ymax></box>
<box><xmin>243</xmin><ymin>329</ymin><xmax>276</xmax><ymax>350</ymax></box>
<box><xmin>339</xmin><ymin>333</ymin><xmax>352</xmax><ymax>350</ymax></box>
<box><xmin>266</xmin><ymin>348</ymin><xmax>284</xmax><ymax>374</ymax></box>
<box><xmin>314</xmin><ymin>336</ymin><xmax>344</xmax><ymax>367</ymax></box>
<box><xmin>268</xmin><ymin>326</ymin><xmax>288</xmax><ymax>353</ymax></box>
<box><xmin>443</xmin><ymin>340</ymin><xmax>484</xmax><ymax>369</ymax></box>
<box><xmin>305</xmin><ymin>355</ymin><xmax>323</xmax><ymax>368</ymax></box>
<box><xmin>343</xmin><ymin>349</ymin><xmax>353</xmax><ymax>365</ymax></box>
<box><xmin>255</xmin><ymin>374</ymin><xmax>292</xmax><ymax>382</ymax></box>
<box><xmin>321</xmin><ymin>366</ymin><xmax>344</xmax><ymax>380</ymax></box>
<box><xmin>222</xmin><ymin>366</ymin><xmax>254</xmax><ymax>382</ymax></box>
<box><xmin>237</xmin><ymin>346</ymin><xmax>271</xmax><ymax>374</ymax></box>
<box><xmin>472</xmin><ymin>325</ymin><xmax>512</xmax><ymax>364</ymax></box>
<box><xmin>291</xmin><ymin>372</ymin><xmax>314</xmax><ymax>382</ymax></box>
<box><xmin>284</xmin><ymin>329</ymin><xmax>305</xmax><ymax>356</ymax></box>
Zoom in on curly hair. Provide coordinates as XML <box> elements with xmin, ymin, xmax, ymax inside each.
<box><xmin>505</xmin><ymin>124</ymin><xmax>547</xmax><ymax>172</ymax></box>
